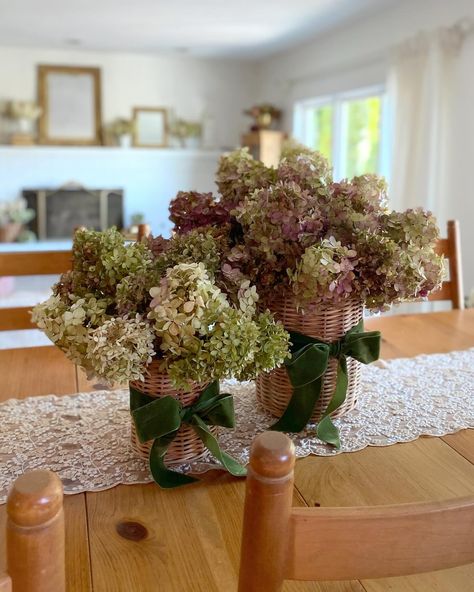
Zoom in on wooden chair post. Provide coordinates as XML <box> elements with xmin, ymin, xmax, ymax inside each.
<box><xmin>6</xmin><ymin>470</ymin><xmax>65</xmax><ymax>592</ymax></box>
<box><xmin>137</xmin><ymin>223</ymin><xmax>151</xmax><ymax>242</ymax></box>
<box><xmin>238</xmin><ymin>432</ymin><xmax>295</xmax><ymax>592</ymax></box>
<box><xmin>447</xmin><ymin>220</ymin><xmax>464</xmax><ymax>309</ymax></box>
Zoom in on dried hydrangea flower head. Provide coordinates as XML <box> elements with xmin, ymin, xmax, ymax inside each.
<box><xmin>184</xmin><ymin>143</ymin><xmax>444</xmax><ymax>311</ymax></box>
<box><xmin>148</xmin><ymin>263</ymin><xmax>289</xmax><ymax>387</ymax></box>
<box><xmin>169</xmin><ymin>191</ymin><xmax>229</xmax><ymax>234</ymax></box>
<box><xmin>289</xmin><ymin>237</ymin><xmax>359</xmax><ymax>307</ymax></box>
<box><xmin>33</xmin><ymin>228</ymin><xmax>290</xmax><ymax>386</ymax></box>
<box><xmin>154</xmin><ymin>229</ymin><xmax>223</xmax><ymax>279</ymax></box>
<box><xmin>216</xmin><ymin>147</ymin><xmax>276</xmax><ymax>213</ymax></box>
<box><xmin>70</xmin><ymin>227</ymin><xmax>154</xmax><ymax>298</ymax></box>
<box><xmin>86</xmin><ymin>315</ymin><xmax>155</xmax><ymax>383</ymax></box>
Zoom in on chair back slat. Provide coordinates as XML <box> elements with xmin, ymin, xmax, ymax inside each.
<box><xmin>0</xmin><ymin>251</ymin><xmax>71</xmax><ymax>277</ymax></box>
<box><xmin>6</xmin><ymin>470</ymin><xmax>66</xmax><ymax>592</ymax></box>
<box><xmin>0</xmin><ymin>251</ymin><xmax>71</xmax><ymax>331</ymax></box>
<box><xmin>434</xmin><ymin>237</ymin><xmax>450</xmax><ymax>257</ymax></box>
<box><xmin>0</xmin><ymin>307</ymin><xmax>35</xmax><ymax>331</ymax></box>
<box><xmin>239</xmin><ymin>432</ymin><xmax>474</xmax><ymax>590</ymax></box>
<box><xmin>429</xmin><ymin>220</ymin><xmax>464</xmax><ymax>309</ymax></box>
<box><xmin>287</xmin><ymin>498</ymin><xmax>474</xmax><ymax>581</ymax></box>
<box><xmin>428</xmin><ymin>284</ymin><xmax>453</xmax><ymax>302</ymax></box>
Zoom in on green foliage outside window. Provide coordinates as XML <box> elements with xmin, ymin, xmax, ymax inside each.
<box><xmin>343</xmin><ymin>96</ymin><xmax>381</xmax><ymax>178</ymax></box>
<box><xmin>309</xmin><ymin>94</ymin><xmax>382</xmax><ymax>178</ymax></box>
<box><xmin>313</xmin><ymin>104</ymin><xmax>332</xmax><ymax>161</ymax></box>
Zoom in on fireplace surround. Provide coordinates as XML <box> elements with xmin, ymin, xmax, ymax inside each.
<box><xmin>23</xmin><ymin>184</ymin><xmax>123</xmax><ymax>239</ymax></box>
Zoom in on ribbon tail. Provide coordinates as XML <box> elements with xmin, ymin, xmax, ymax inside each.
<box><xmin>316</xmin><ymin>356</ymin><xmax>348</xmax><ymax>449</ymax></box>
<box><xmin>270</xmin><ymin>378</ymin><xmax>323</xmax><ymax>432</ymax></box>
<box><xmin>271</xmin><ymin>343</ymin><xmax>329</xmax><ymax>433</ymax></box>
<box><xmin>191</xmin><ymin>416</ymin><xmax>247</xmax><ymax>478</ymax></box>
<box><xmin>149</xmin><ymin>432</ymin><xmax>198</xmax><ymax>489</ymax></box>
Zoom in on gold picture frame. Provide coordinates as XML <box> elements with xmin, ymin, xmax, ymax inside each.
<box><xmin>38</xmin><ymin>65</ymin><xmax>102</xmax><ymax>145</ymax></box>
<box><xmin>132</xmin><ymin>107</ymin><xmax>168</xmax><ymax>148</ymax></box>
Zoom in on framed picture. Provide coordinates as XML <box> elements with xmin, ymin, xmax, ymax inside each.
<box><xmin>38</xmin><ymin>65</ymin><xmax>102</xmax><ymax>145</ymax></box>
<box><xmin>133</xmin><ymin>107</ymin><xmax>168</xmax><ymax>147</ymax></box>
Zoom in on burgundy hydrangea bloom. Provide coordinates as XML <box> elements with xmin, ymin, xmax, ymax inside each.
<box><xmin>147</xmin><ymin>234</ymin><xmax>170</xmax><ymax>258</ymax></box>
<box><xmin>169</xmin><ymin>191</ymin><xmax>230</xmax><ymax>234</ymax></box>
<box><xmin>167</xmin><ymin>144</ymin><xmax>444</xmax><ymax>311</ymax></box>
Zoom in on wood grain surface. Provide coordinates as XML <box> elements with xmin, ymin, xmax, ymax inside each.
<box><xmin>0</xmin><ymin>309</ymin><xmax>473</xmax><ymax>591</ymax></box>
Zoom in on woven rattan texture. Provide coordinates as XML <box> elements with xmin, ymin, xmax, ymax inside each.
<box><xmin>129</xmin><ymin>360</ymin><xmax>216</xmax><ymax>464</ymax></box>
<box><xmin>257</xmin><ymin>297</ymin><xmax>363</xmax><ymax>421</ymax></box>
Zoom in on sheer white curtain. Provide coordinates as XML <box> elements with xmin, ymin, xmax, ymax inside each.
<box><xmin>388</xmin><ymin>22</ymin><xmax>470</xmax><ymax>222</ymax></box>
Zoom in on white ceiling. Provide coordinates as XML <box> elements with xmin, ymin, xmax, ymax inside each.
<box><xmin>0</xmin><ymin>0</ymin><xmax>396</xmax><ymax>59</ymax></box>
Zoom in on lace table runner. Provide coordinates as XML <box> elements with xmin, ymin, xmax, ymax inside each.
<box><xmin>1</xmin><ymin>348</ymin><xmax>474</xmax><ymax>503</ymax></box>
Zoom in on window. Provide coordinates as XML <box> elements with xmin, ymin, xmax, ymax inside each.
<box><xmin>293</xmin><ymin>86</ymin><xmax>390</xmax><ymax>180</ymax></box>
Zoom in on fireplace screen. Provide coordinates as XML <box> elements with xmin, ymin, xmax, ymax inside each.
<box><xmin>23</xmin><ymin>186</ymin><xmax>123</xmax><ymax>239</ymax></box>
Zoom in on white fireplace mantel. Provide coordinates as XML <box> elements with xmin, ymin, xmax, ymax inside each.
<box><xmin>0</xmin><ymin>145</ymin><xmax>225</xmax><ymax>236</ymax></box>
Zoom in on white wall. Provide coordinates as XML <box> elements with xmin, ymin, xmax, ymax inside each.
<box><xmin>0</xmin><ymin>46</ymin><xmax>258</xmax><ymax>233</ymax></box>
<box><xmin>0</xmin><ymin>45</ymin><xmax>258</xmax><ymax>147</ymax></box>
<box><xmin>256</xmin><ymin>0</ymin><xmax>474</xmax><ymax>294</ymax></box>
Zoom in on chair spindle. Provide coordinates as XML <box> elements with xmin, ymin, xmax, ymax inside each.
<box><xmin>238</xmin><ymin>431</ymin><xmax>295</xmax><ymax>592</ymax></box>
<box><xmin>6</xmin><ymin>470</ymin><xmax>65</xmax><ymax>592</ymax></box>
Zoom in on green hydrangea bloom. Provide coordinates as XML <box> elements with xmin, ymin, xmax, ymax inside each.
<box><xmin>149</xmin><ymin>263</ymin><xmax>289</xmax><ymax>388</ymax></box>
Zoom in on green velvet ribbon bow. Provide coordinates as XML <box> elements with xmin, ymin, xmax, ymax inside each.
<box><xmin>131</xmin><ymin>381</ymin><xmax>247</xmax><ymax>488</ymax></box>
<box><xmin>271</xmin><ymin>320</ymin><xmax>381</xmax><ymax>449</ymax></box>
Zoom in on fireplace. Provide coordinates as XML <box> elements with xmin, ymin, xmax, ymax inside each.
<box><xmin>23</xmin><ymin>184</ymin><xmax>124</xmax><ymax>239</ymax></box>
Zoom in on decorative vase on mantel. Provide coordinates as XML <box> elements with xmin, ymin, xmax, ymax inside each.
<box><xmin>256</xmin><ymin>295</ymin><xmax>364</xmax><ymax>422</ymax></box>
<box><xmin>119</xmin><ymin>134</ymin><xmax>132</xmax><ymax>149</ymax></box>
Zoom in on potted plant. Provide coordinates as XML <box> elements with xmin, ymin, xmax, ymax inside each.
<box><xmin>108</xmin><ymin>118</ymin><xmax>134</xmax><ymax>147</ymax></box>
<box><xmin>32</xmin><ymin>228</ymin><xmax>289</xmax><ymax>487</ymax></box>
<box><xmin>169</xmin><ymin>119</ymin><xmax>202</xmax><ymax>149</ymax></box>
<box><xmin>0</xmin><ymin>198</ymin><xmax>35</xmax><ymax>242</ymax></box>
<box><xmin>244</xmin><ymin>104</ymin><xmax>282</xmax><ymax>130</ymax></box>
<box><xmin>167</xmin><ymin>142</ymin><xmax>444</xmax><ymax>447</ymax></box>
<box><xmin>4</xmin><ymin>101</ymin><xmax>42</xmax><ymax>144</ymax></box>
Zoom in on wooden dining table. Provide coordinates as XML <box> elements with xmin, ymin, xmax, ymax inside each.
<box><xmin>1</xmin><ymin>309</ymin><xmax>474</xmax><ymax>591</ymax></box>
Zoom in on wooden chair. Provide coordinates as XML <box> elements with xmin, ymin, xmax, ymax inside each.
<box><xmin>238</xmin><ymin>431</ymin><xmax>474</xmax><ymax>591</ymax></box>
<box><xmin>429</xmin><ymin>220</ymin><xmax>464</xmax><ymax>309</ymax></box>
<box><xmin>0</xmin><ymin>251</ymin><xmax>72</xmax><ymax>331</ymax></box>
<box><xmin>0</xmin><ymin>470</ymin><xmax>66</xmax><ymax>592</ymax></box>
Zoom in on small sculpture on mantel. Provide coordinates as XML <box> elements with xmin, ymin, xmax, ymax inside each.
<box><xmin>244</xmin><ymin>104</ymin><xmax>282</xmax><ymax>132</ymax></box>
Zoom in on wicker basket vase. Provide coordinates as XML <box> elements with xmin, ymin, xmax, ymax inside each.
<box><xmin>130</xmin><ymin>360</ymin><xmax>217</xmax><ymax>464</ymax></box>
<box><xmin>256</xmin><ymin>297</ymin><xmax>363</xmax><ymax>422</ymax></box>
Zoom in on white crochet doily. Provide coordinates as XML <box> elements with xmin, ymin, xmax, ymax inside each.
<box><xmin>1</xmin><ymin>348</ymin><xmax>474</xmax><ymax>503</ymax></box>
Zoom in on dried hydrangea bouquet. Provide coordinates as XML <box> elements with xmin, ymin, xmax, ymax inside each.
<box><xmin>33</xmin><ymin>228</ymin><xmax>289</xmax><ymax>487</ymax></box>
<box><xmin>167</xmin><ymin>142</ymin><xmax>445</xmax><ymax>447</ymax></box>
